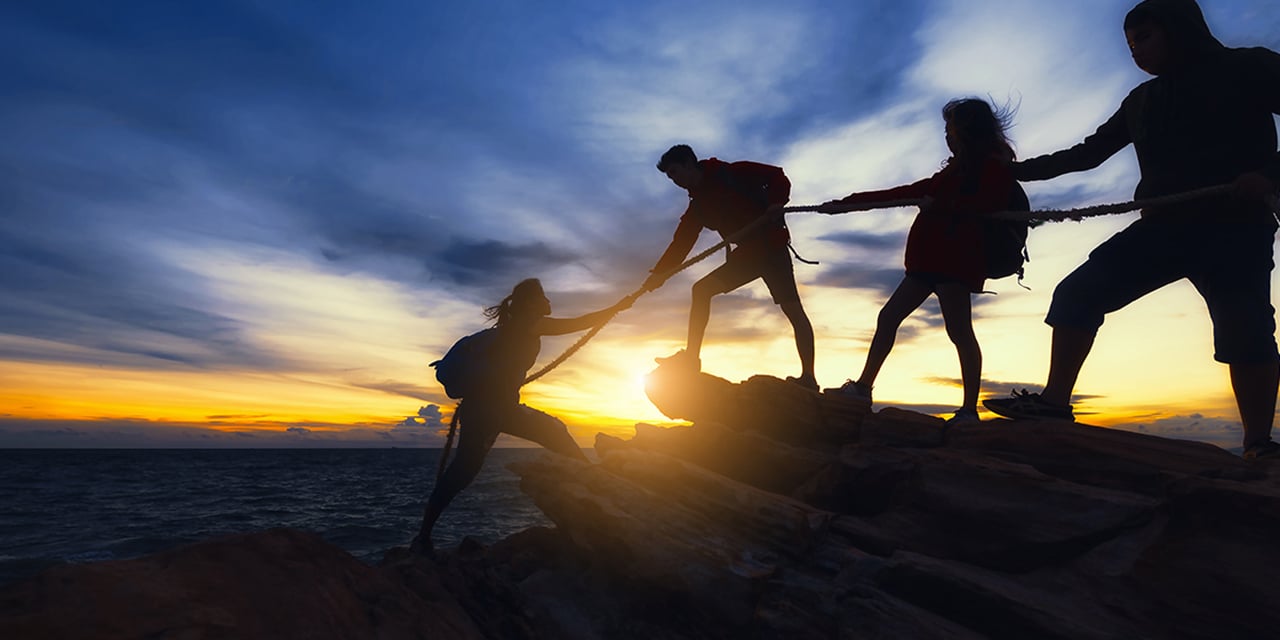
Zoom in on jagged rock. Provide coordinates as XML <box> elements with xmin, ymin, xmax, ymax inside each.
<box><xmin>0</xmin><ymin>528</ymin><xmax>486</xmax><ymax>640</ymax></box>
<box><xmin>644</xmin><ymin>363</ymin><xmax>867</xmax><ymax>445</ymax></box>
<box><xmin>7</xmin><ymin>368</ymin><xmax>1279</xmax><ymax>639</ymax></box>
<box><xmin>595</xmin><ymin>421</ymin><xmax>835</xmax><ymax>495</ymax></box>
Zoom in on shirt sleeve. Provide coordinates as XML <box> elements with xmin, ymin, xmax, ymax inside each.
<box><xmin>834</xmin><ymin>174</ymin><xmax>937</xmax><ymax>206</ymax></box>
<box><xmin>1014</xmin><ymin>102</ymin><xmax>1132</xmax><ymax>181</ymax></box>
<box><xmin>650</xmin><ymin>207</ymin><xmax>702</xmax><ymax>274</ymax></box>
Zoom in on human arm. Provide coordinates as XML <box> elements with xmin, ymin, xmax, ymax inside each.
<box><xmin>1233</xmin><ymin>47</ymin><xmax>1280</xmax><ymax>199</ymax></box>
<box><xmin>815</xmin><ymin>175</ymin><xmax>936</xmax><ymax>214</ymax></box>
<box><xmin>643</xmin><ymin>211</ymin><xmax>701</xmax><ymax>290</ymax></box>
<box><xmin>533</xmin><ymin>293</ymin><xmax>638</xmax><ymax>336</ymax></box>
<box><xmin>1013</xmin><ymin>105</ymin><xmax>1131</xmax><ymax>182</ymax></box>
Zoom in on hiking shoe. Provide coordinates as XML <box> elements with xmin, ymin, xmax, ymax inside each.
<box><xmin>983</xmin><ymin>389</ymin><xmax>1074</xmax><ymax>421</ymax></box>
<box><xmin>787</xmin><ymin>375</ymin><xmax>819</xmax><ymax>392</ymax></box>
<box><xmin>836</xmin><ymin>379</ymin><xmax>872</xmax><ymax>403</ymax></box>
<box><xmin>1243</xmin><ymin>440</ymin><xmax>1280</xmax><ymax>461</ymax></box>
<box><xmin>655</xmin><ymin>349</ymin><xmax>701</xmax><ymax>371</ymax></box>
<box><xmin>945</xmin><ymin>408</ymin><xmax>981</xmax><ymax>426</ymax></box>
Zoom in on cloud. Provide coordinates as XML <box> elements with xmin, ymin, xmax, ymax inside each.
<box><xmin>0</xmin><ymin>416</ymin><xmax>452</xmax><ymax>448</ymax></box>
<box><xmin>392</xmin><ymin>404</ymin><xmax>448</xmax><ymax>437</ymax></box>
<box><xmin>1116</xmin><ymin>413</ymin><xmax>1243</xmax><ymax>450</ymax></box>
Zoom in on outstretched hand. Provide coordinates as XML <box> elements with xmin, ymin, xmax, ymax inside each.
<box><xmin>1232</xmin><ymin>171</ymin><xmax>1278</xmax><ymax>203</ymax></box>
<box><xmin>642</xmin><ymin>271</ymin><xmax>668</xmax><ymax>292</ymax></box>
<box><xmin>612</xmin><ymin>291</ymin><xmax>641</xmax><ymax>313</ymax></box>
<box><xmin>815</xmin><ymin>200</ymin><xmax>847</xmax><ymax>214</ymax></box>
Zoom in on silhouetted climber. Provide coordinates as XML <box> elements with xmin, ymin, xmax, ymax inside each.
<box><xmin>411</xmin><ymin>279</ymin><xmax>632</xmax><ymax>554</ymax></box>
<box><xmin>644</xmin><ymin>145</ymin><xmax>819</xmax><ymax>391</ymax></box>
<box><xmin>983</xmin><ymin>0</ymin><xmax>1280</xmax><ymax>459</ymax></box>
<box><xmin>817</xmin><ymin>99</ymin><xmax>1024</xmax><ymax>425</ymax></box>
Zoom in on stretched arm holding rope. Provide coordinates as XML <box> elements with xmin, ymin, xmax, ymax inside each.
<box><xmin>523</xmin><ymin>181</ymin><xmax>1277</xmax><ymax>386</ymax></box>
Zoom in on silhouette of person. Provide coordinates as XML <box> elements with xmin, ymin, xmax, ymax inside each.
<box><xmin>817</xmin><ymin>98</ymin><xmax>1024</xmax><ymax>425</ymax></box>
<box><xmin>411</xmin><ymin>279</ymin><xmax>632</xmax><ymax>554</ymax></box>
<box><xmin>645</xmin><ymin>144</ymin><xmax>819</xmax><ymax>391</ymax></box>
<box><xmin>982</xmin><ymin>0</ymin><xmax>1280</xmax><ymax>459</ymax></box>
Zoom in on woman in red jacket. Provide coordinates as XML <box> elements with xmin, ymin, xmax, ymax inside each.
<box><xmin>818</xmin><ymin>98</ymin><xmax>1022</xmax><ymax>424</ymax></box>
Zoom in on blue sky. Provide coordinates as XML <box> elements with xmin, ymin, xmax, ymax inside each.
<box><xmin>2</xmin><ymin>0</ymin><xmax>1278</xmax><ymax>448</ymax></box>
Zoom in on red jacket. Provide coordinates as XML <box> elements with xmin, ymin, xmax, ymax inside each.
<box><xmin>834</xmin><ymin>156</ymin><xmax>1017</xmax><ymax>292</ymax></box>
<box><xmin>651</xmin><ymin>158</ymin><xmax>792</xmax><ymax>274</ymax></box>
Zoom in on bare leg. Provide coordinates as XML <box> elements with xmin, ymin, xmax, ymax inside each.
<box><xmin>685</xmin><ymin>276</ymin><xmax>723</xmax><ymax>360</ymax></box>
<box><xmin>1041</xmin><ymin>326</ymin><xmax>1097</xmax><ymax>407</ymax></box>
<box><xmin>857</xmin><ymin>276</ymin><xmax>934</xmax><ymax>387</ymax></box>
<box><xmin>778</xmin><ymin>298</ymin><xmax>816</xmax><ymax>382</ymax></box>
<box><xmin>416</xmin><ymin>417</ymin><xmax>498</xmax><ymax>550</ymax></box>
<box><xmin>503</xmin><ymin>405</ymin><xmax>590</xmax><ymax>462</ymax></box>
<box><xmin>1233</xmin><ymin>360</ymin><xmax>1280</xmax><ymax>448</ymax></box>
<box><xmin>935</xmin><ymin>282</ymin><xmax>981</xmax><ymax>412</ymax></box>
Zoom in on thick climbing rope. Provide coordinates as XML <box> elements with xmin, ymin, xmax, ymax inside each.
<box><xmin>521</xmin><ymin>184</ymin><xmax>1280</xmax><ymax>385</ymax></box>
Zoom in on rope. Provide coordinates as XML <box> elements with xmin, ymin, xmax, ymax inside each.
<box><xmin>520</xmin><ymin>183</ymin><xmax>1278</xmax><ymax>385</ymax></box>
<box><xmin>523</xmin><ymin>206</ymin><xmax>787</xmax><ymax>385</ymax></box>
<box><xmin>436</xmin><ymin>407</ymin><xmax>460</xmax><ymax>483</ymax></box>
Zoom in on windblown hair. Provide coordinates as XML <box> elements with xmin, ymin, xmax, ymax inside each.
<box><xmin>657</xmin><ymin>144</ymin><xmax>698</xmax><ymax>172</ymax></box>
<box><xmin>484</xmin><ymin>278</ymin><xmax>543</xmax><ymax>327</ymax></box>
<box><xmin>942</xmin><ymin>97</ymin><xmax>1017</xmax><ymax>166</ymax></box>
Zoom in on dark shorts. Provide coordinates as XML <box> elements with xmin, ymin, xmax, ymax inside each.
<box><xmin>905</xmin><ymin>271</ymin><xmax>969</xmax><ymax>291</ymax></box>
<box><xmin>1045</xmin><ymin>219</ymin><xmax>1278</xmax><ymax>364</ymax></box>
<box><xmin>700</xmin><ymin>245</ymin><xmax>799</xmax><ymax>304</ymax></box>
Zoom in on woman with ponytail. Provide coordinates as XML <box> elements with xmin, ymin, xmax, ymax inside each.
<box><xmin>412</xmin><ymin>278</ymin><xmax>632</xmax><ymax>554</ymax></box>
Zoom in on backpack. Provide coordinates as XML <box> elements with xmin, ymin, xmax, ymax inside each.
<box><xmin>430</xmin><ymin>327</ymin><xmax>499</xmax><ymax>399</ymax></box>
<box><xmin>983</xmin><ymin>183</ymin><xmax>1031</xmax><ymax>280</ymax></box>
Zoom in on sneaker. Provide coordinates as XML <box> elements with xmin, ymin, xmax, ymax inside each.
<box><xmin>787</xmin><ymin>376</ymin><xmax>819</xmax><ymax>392</ymax></box>
<box><xmin>1243</xmin><ymin>440</ymin><xmax>1280</xmax><ymax>461</ymax></box>
<box><xmin>655</xmin><ymin>349</ymin><xmax>701</xmax><ymax>371</ymax></box>
<box><xmin>945</xmin><ymin>408</ymin><xmax>981</xmax><ymax>426</ymax></box>
<box><xmin>983</xmin><ymin>389</ymin><xmax>1074</xmax><ymax>421</ymax></box>
<box><xmin>836</xmin><ymin>379</ymin><xmax>872</xmax><ymax>403</ymax></box>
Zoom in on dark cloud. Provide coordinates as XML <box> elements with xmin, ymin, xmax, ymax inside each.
<box><xmin>351</xmin><ymin>381</ymin><xmax>442</xmax><ymax>404</ymax></box>
<box><xmin>810</xmin><ymin>265</ymin><xmax>904</xmax><ymax>295</ymax></box>
<box><xmin>814</xmin><ymin>230</ymin><xmax>909</xmax><ymax>253</ymax></box>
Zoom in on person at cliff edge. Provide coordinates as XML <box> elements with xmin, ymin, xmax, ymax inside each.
<box><xmin>983</xmin><ymin>0</ymin><xmax>1280</xmax><ymax>460</ymax></box>
<box><xmin>644</xmin><ymin>144</ymin><xmax>819</xmax><ymax>392</ymax></box>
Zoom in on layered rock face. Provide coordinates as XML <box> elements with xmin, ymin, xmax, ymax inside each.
<box><xmin>4</xmin><ymin>365</ymin><xmax>1279</xmax><ymax>639</ymax></box>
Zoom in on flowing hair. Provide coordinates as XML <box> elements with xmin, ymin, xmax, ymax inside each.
<box><xmin>942</xmin><ymin>97</ymin><xmax>1017</xmax><ymax>168</ymax></box>
<box><xmin>483</xmin><ymin>278</ymin><xmax>543</xmax><ymax>327</ymax></box>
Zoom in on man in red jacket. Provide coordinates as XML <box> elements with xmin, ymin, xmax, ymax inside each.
<box><xmin>644</xmin><ymin>144</ymin><xmax>818</xmax><ymax>391</ymax></box>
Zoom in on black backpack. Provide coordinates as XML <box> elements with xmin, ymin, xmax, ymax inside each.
<box><xmin>983</xmin><ymin>183</ymin><xmax>1031</xmax><ymax>280</ymax></box>
<box><xmin>430</xmin><ymin>328</ymin><xmax>499</xmax><ymax>399</ymax></box>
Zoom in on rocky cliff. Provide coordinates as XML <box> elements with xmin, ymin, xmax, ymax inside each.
<box><xmin>4</xmin><ymin>364</ymin><xmax>1279</xmax><ymax>639</ymax></box>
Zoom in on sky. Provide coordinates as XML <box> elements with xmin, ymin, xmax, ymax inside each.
<box><xmin>2</xmin><ymin>0</ymin><xmax>1278</xmax><ymax>449</ymax></box>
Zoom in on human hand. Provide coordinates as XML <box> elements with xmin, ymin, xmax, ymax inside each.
<box><xmin>1232</xmin><ymin>172</ymin><xmax>1278</xmax><ymax>203</ymax></box>
<box><xmin>642</xmin><ymin>271</ymin><xmax>668</xmax><ymax>292</ymax></box>
<box><xmin>815</xmin><ymin>200</ymin><xmax>846</xmax><ymax>215</ymax></box>
<box><xmin>613</xmin><ymin>292</ymin><xmax>640</xmax><ymax>312</ymax></box>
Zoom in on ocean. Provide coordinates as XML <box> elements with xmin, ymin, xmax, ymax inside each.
<box><xmin>0</xmin><ymin>448</ymin><xmax>555</xmax><ymax>588</ymax></box>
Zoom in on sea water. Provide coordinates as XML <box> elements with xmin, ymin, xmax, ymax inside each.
<box><xmin>0</xmin><ymin>448</ymin><xmax>553</xmax><ymax>587</ymax></box>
